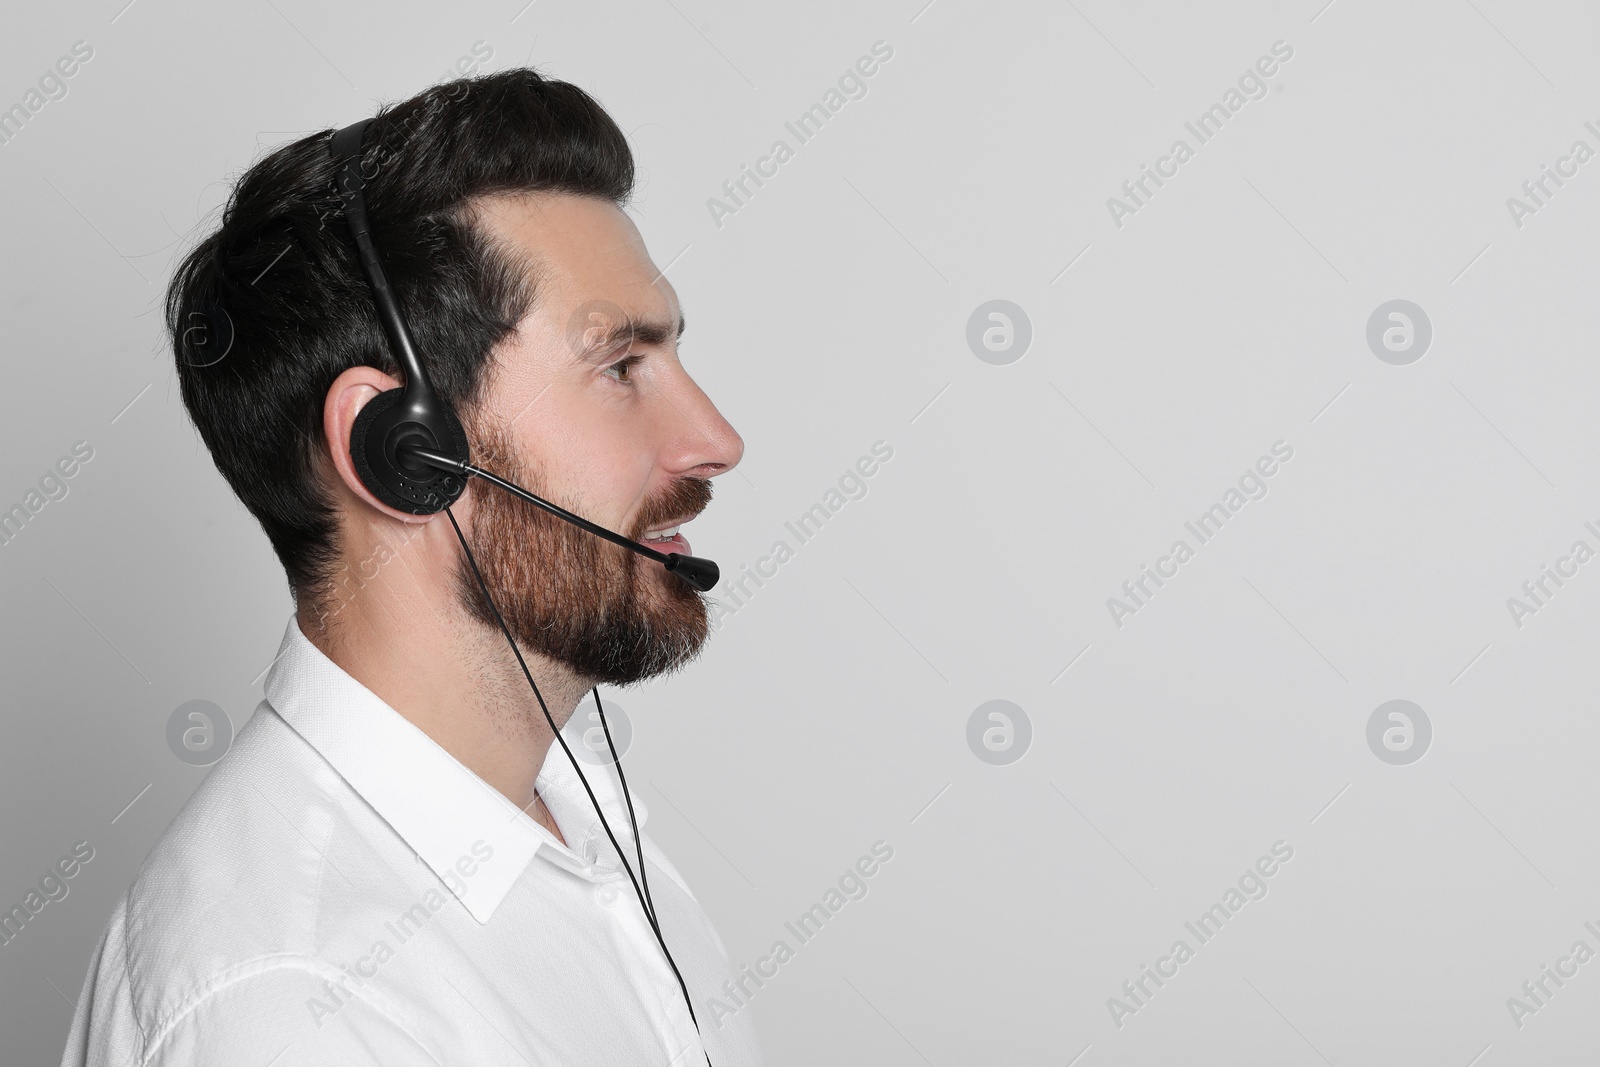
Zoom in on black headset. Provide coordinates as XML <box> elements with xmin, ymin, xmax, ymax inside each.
<box><xmin>328</xmin><ymin>115</ymin><xmax>716</xmax><ymax>1064</ymax></box>
<box><xmin>332</xmin><ymin>118</ymin><xmax>473</xmax><ymax>517</ymax></box>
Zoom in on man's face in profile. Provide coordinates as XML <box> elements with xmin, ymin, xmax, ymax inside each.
<box><xmin>454</xmin><ymin>192</ymin><xmax>744</xmax><ymax>687</ymax></box>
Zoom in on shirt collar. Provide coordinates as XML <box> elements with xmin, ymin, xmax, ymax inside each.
<box><xmin>263</xmin><ymin>616</ymin><xmax>648</xmax><ymax>924</ymax></box>
<box><xmin>535</xmin><ymin>721</ymin><xmax>651</xmax><ymax>871</ymax></box>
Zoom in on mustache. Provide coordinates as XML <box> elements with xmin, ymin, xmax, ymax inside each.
<box><xmin>628</xmin><ymin>476</ymin><xmax>714</xmax><ymax>540</ymax></box>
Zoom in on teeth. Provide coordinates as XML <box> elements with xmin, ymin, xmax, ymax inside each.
<box><xmin>643</xmin><ymin>525</ymin><xmax>680</xmax><ymax>541</ymax></box>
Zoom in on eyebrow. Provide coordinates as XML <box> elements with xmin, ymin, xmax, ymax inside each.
<box><xmin>576</xmin><ymin>310</ymin><xmax>686</xmax><ymax>360</ymax></box>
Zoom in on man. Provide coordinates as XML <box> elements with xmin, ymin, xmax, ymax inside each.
<box><xmin>61</xmin><ymin>69</ymin><xmax>761</xmax><ymax>1065</ymax></box>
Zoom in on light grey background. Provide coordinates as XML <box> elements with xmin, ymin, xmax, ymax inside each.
<box><xmin>3</xmin><ymin>0</ymin><xmax>1598</xmax><ymax>1063</ymax></box>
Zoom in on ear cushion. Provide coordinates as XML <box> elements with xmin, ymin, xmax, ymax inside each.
<box><xmin>349</xmin><ymin>388</ymin><xmax>402</xmax><ymax>506</ymax></box>
<box><xmin>350</xmin><ymin>388</ymin><xmax>470</xmax><ymax>515</ymax></box>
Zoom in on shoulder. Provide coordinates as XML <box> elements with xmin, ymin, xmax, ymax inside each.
<box><xmin>63</xmin><ymin>924</ymin><xmax>442</xmax><ymax>1067</ymax></box>
<box><xmin>64</xmin><ymin>703</ymin><xmax>439</xmax><ymax>1066</ymax></box>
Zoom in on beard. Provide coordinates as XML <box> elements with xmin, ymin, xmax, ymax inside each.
<box><xmin>453</xmin><ymin>420</ymin><xmax>714</xmax><ymax>688</ymax></box>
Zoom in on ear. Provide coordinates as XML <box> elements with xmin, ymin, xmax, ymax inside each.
<box><xmin>323</xmin><ymin>366</ymin><xmax>433</xmax><ymax>523</ymax></box>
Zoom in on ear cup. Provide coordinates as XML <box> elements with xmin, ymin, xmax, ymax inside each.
<box><xmin>350</xmin><ymin>387</ymin><xmax>471</xmax><ymax>514</ymax></box>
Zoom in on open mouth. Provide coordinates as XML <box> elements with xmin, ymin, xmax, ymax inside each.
<box><xmin>637</xmin><ymin>517</ymin><xmax>693</xmax><ymax>556</ymax></box>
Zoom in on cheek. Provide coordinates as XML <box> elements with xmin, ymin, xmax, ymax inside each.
<box><xmin>545</xmin><ymin>427</ymin><xmax>655</xmax><ymax>522</ymax></box>
<box><xmin>612</xmin><ymin>451</ymin><xmax>661</xmax><ymax>525</ymax></box>
<box><xmin>502</xmin><ymin>375</ymin><xmax>666</xmax><ymax>520</ymax></box>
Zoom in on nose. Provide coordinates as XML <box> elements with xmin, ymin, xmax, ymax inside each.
<box><xmin>663</xmin><ymin>372</ymin><xmax>744</xmax><ymax>478</ymax></box>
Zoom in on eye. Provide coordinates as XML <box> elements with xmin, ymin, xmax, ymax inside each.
<box><xmin>604</xmin><ymin>353</ymin><xmax>645</xmax><ymax>384</ymax></box>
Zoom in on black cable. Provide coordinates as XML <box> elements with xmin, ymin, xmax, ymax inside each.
<box><xmin>443</xmin><ymin>506</ymin><xmax>711</xmax><ymax>1064</ymax></box>
<box><xmin>593</xmin><ymin>688</ymin><xmax>656</xmax><ymax>924</ymax></box>
<box><xmin>443</xmin><ymin>507</ymin><xmax>658</xmax><ymax>932</ymax></box>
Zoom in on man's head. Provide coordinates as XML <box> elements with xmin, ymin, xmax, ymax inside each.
<box><xmin>168</xmin><ymin>70</ymin><xmax>743</xmax><ymax>687</ymax></box>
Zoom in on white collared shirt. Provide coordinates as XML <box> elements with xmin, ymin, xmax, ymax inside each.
<box><xmin>60</xmin><ymin>618</ymin><xmax>765</xmax><ymax>1066</ymax></box>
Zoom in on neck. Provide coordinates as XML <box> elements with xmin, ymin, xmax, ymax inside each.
<box><xmin>298</xmin><ymin>521</ymin><xmax>593</xmax><ymax>832</ymax></box>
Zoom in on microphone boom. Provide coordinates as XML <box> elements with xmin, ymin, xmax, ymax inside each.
<box><xmin>402</xmin><ymin>444</ymin><xmax>720</xmax><ymax>592</ymax></box>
